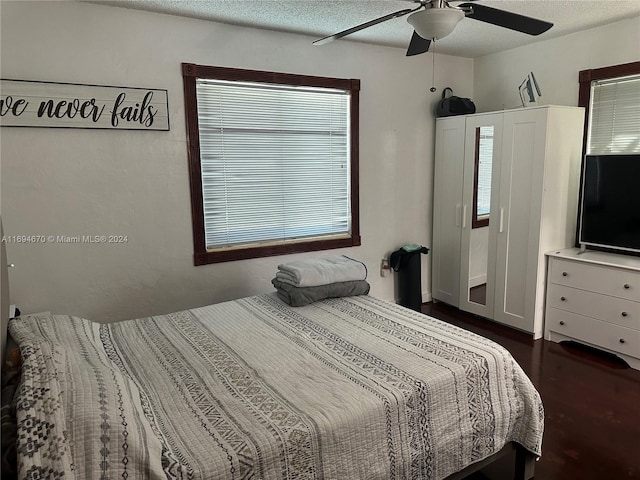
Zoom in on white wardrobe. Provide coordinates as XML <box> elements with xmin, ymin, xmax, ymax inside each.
<box><xmin>432</xmin><ymin>106</ymin><xmax>585</xmax><ymax>338</ymax></box>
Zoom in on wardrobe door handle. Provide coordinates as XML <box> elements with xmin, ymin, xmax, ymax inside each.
<box><xmin>499</xmin><ymin>207</ymin><xmax>505</xmax><ymax>233</ymax></box>
<box><xmin>623</xmin><ymin>284</ymin><xmax>630</xmax><ymax>289</ymax></box>
<box><xmin>462</xmin><ymin>204</ymin><xmax>467</xmax><ymax>229</ymax></box>
<box><xmin>621</xmin><ymin>311</ymin><xmax>628</xmax><ymax>317</ymax></box>
<box><xmin>562</xmin><ymin>271</ymin><xmax>568</xmax><ymax>277</ymax></box>
<box><xmin>560</xmin><ymin>296</ymin><xmax>566</xmax><ymax>301</ymax></box>
<box><xmin>619</xmin><ymin>338</ymin><xmax>626</xmax><ymax>344</ymax></box>
<box><xmin>559</xmin><ymin>321</ymin><xmax>565</xmax><ymax>326</ymax></box>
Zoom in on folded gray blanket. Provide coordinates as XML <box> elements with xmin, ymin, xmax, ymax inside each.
<box><xmin>276</xmin><ymin>255</ymin><xmax>367</xmax><ymax>287</ymax></box>
<box><xmin>272</xmin><ymin>278</ymin><xmax>370</xmax><ymax>307</ymax></box>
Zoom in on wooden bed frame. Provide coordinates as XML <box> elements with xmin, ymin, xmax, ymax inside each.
<box><xmin>445</xmin><ymin>442</ymin><xmax>536</xmax><ymax>480</ymax></box>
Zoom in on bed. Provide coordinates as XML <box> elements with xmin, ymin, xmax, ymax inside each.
<box><xmin>6</xmin><ymin>293</ymin><xmax>543</xmax><ymax>479</ymax></box>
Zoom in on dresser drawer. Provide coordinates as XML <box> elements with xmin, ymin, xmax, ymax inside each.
<box><xmin>549</xmin><ymin>258</ymin><xmax>639</xmax><ymax>301</ymax></box>
<box><xmin>546</xmin><ymin>308</ymin><xmax>640</xmax><ymax>358</ymax></box>
<box><xmin>546</xmin><ymin>284</ymin><xmax>640</xmax><ymax>330</ymax></box>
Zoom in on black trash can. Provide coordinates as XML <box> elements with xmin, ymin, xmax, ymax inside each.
<box><xmin>390</xmin><ymin>245</ymin><xmax>430</xmax><ymax>312</ymax></box>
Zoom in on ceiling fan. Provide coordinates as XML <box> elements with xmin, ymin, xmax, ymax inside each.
<box><xmin>313</xmin><ymin>0</ymin><xmax>553</xmax><ymax>56</ymax></box>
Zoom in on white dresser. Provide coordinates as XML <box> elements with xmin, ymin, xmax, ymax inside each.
<box><xmin>545</xmin><ymin>248</ymin><xmax>640</xmax><ymax>370</ymax></box>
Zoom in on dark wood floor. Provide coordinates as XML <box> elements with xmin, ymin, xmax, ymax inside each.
<box><xmin>421</xmin><ymin>301</ymin><xmax>640</xmax><ymax>480</ymax></box>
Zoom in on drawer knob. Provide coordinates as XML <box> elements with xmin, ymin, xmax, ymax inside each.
<box><xmin>560</xmin><ymin>296</ymin><xmax>566</xmax><ymax>301</ymax></box>
<box><xmin>623</xmin><ymin>284</ymin><xmax>630</xmax><ymax>289</ymax></box>
<box><xmin>619</xmin><ymin>338</ymin><xmax>626</xmax><ymax>344</ymax></box>
<box><xmin>559</xmin><ymin>321</ymin><xmax>565</xmax><ymax>326</ymax></box>
<box><xmin>621</xmin><ymin>311</ymin><xmax>628</xmax><ymax>317</ymax></box>
<box><xmin>562</xmin><ymin>272</ymin><xmax>568</xmax><ymax>277</ymax></box>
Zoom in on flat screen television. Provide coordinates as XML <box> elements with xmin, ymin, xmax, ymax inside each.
<box><xmin>578</xmin><ymin>154</ymin><xmax>640</xmax><ymax>255</ymax></box>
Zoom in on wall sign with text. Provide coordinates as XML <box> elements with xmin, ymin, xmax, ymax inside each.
<box><xmin>0</xmin><ymin>79</ymin><xmax>169</xmax><ymax>130</ymax></box>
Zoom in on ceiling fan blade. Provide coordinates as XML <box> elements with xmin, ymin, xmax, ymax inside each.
<box><xmin>458</xmin><ymin>3</ymin><xmax>553</xmax><ymax>36</ymax></box>
<box><xmin>314</xmin><ymin>8</ymin><xmax>416</xmax><ymax>45</ymax></box>
<box><xmin>406</xmin><ymin>31</ymin><xmax>431</xmax><ymax>56</ymax></box>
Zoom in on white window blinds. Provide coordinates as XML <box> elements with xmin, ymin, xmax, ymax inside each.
<box><xmin>195</xmin><ymin>79</ymin><xmax>351</xmax><ymax>250</ymax></box>
<box><xmin>587</xmin><ymin>74</ymin><xmax>640</xmax><ymax>154</ymax></box>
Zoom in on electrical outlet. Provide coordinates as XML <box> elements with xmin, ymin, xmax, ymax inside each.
<box><xmin>380</xmin><ymin>258</ymin><xmax>390</xmax><ymax>277</ymax></box>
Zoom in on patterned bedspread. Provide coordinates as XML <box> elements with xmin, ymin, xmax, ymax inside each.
<box><xmin>9</xmin><ymin>294</ymin><xmax>543</xmax><ymax>480</ymax></box>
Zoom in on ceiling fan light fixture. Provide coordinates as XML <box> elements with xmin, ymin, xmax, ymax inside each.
<box><xmin>407</xmin><ymin>8</ymin><xmax>464</xmax><ymax>40</ymax></box>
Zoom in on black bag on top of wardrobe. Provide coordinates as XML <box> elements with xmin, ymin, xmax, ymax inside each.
<box><xmin>436</xmin><ymin>87</ymin><xmax>476</xmax><ymax>117</ymax></box>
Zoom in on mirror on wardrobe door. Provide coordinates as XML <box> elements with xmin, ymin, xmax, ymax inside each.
<box><xmin>467</xmin><ymin>125</ymin><xmax>494</xmax><ymax>306</ymax></box>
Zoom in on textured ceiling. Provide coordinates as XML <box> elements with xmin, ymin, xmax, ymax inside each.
<box><xmin>87</xmin><ymin>0</ymin><xmax>640</xmax><ymax>58</ymax></box>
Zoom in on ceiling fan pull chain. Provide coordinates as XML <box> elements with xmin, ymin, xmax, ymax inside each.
<box><xmin>430</xmin><ymin>49</ymin><xmax>437</xmax><ymax>93</ymax></box>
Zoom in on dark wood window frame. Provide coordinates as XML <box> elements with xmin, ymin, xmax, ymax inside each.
<box><xmin>182</xmin><ymin>63</ymin><xmax>361</xmax><ymax>266</ymax></box>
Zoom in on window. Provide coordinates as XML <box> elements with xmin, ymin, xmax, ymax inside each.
<box><xmin>576</xmin><ymin>61</ymin><xmax>640</xmax><ymax>250</ymax></box>
<box><xmin>579</xmin><ymin>61</ymin><xmax>640</xmax><ymax>155</ymax></box>
<box><xmin>587</xmin><ymin>73</ymin><xmax>640</xmax><ymax>154</ymax></box>
<box><xmin>472</xmin><ymin>125</ymin><xmax>494</xmax><ymax>228</ymax></box>
<box><xmin>182</xmin><ymin>64</ymin><xmax>361</xmax><ymax>265</ymax></box>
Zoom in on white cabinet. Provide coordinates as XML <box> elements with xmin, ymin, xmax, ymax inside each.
<box><xmin>545</xmin><ymin>248</ymin><xmax>640</xmax><ymax>370</ymax></box>
<box><xmin>432</xmin><ymin>106</ymin><xmax>585</xmax><ymax>338</ymax></box>
<box><xmin>431</xmin><ymin>116</ymin><xmax>465</xmax><ymax>307</ymax></box>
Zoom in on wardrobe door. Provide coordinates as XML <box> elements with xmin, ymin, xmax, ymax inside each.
<box><xmin>493</xmin><ymin>108</ymin><xmax>548</xmax><ymax>332</ymax></box>
<box><xmin>458</xmin><ymin>113</ymin><xmax>503</xmax><ymax>318</ymax></box>
<box><xmin>431</xmin><ymin>117</ymin><xmax>465</xmax><ymax>307</ymax></box>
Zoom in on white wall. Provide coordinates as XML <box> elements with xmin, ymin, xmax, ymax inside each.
<box><xmin>474</xmin><ymin>16</ymin><xmax>640</xmax><ymax>112</ymax></box>
<box><xmin>0</xmin><ymin>1</ymin><xmax>473</xmax><ymax>321</ymax></box>
<box><xmin>1</xmin><ymin>216</ymin><xmax>9</xmax><ymax>363</ymax></box>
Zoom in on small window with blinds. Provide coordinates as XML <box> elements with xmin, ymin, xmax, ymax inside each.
<box><xmin>182</xmin><ymin>64</ymin><xmax>361</xmax><ymax>265</ymax></box>
<box><xmin>587</xmin><ymin>73</ymin><xmax>640</xmax><ymax>154</ymax></box>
